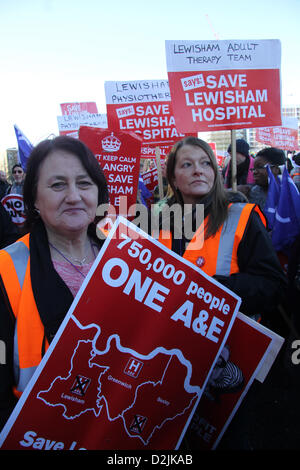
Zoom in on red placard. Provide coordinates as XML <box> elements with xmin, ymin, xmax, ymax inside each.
<box><xmin>166</xmin><ymin>40</ymin><xmax>282</xmax><ymax>132</ymax></box>
<box><xmin>105</xmin><ymin>80</ymin><xmax>197</xmax><ymax>156</ymax></box>
<box><xmin>0</xmin><ymin>218</ymin><xmax>241</xmax><ymax>450</ymax></box>
<box><xmin>256</xmin><ymin>117</ymin><xmax>299</xmax><ymax>151</ymax></box>
<box><xmin>185</xmin><ymin>312</ymin><xmax>283</xmax><ymax>449</ymax></box>
<box><xmin>60</xmin><ymin>102</ymin><xmax>98</xmax><ymax>115</ymax></box>
<box><xmin>141</xmin><ymin>167</ymin><xmax>159</xmax><ymax>194</ymax></box>
<box><xmin>79</xmin><ymin>126</ymin><xmax>142</xmax><ymax>215</ymax></box>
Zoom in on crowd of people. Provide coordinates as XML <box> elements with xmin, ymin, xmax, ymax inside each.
<box><xmin>0</xmin><ymin>134</ymin><xmax>299</xmax><ymax>449</ymax></box>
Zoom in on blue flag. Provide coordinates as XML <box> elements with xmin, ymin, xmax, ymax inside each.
<box><xmin>272</xmin><ymin>166</ymin><xmax>300</xmax><ymax>252</ymax></box>
<box><xmin>264</xmin><ymin>165</ymin><xmax>281</xmax><ymax>230</ymax></box>
<box><xmin>138</xmin><ymin>176</ymin><xmax>152</xmax><ymax>207</ymax></box>
<box><xmin>14</xmin><ymin>125</ymin><xmax>34</xmax><ymax>171</ymax></box>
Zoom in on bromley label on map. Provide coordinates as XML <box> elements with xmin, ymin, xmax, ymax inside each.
<box><xmin>0</xmin><ymin>218</ymin><xmax>241</xmax><ymax>450</ymax></box>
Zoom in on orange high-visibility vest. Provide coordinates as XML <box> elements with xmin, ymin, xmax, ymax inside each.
<box><xmin>0</xmin><ymin>234</ymin><xmax>49</xmax><ymax>397</ymax></box>
<box><xmin>158</xmin><ymin>203</ymin><xmax>266</xmax><ymax>277</ymax></box>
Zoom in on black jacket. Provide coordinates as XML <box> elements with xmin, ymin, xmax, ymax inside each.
<box><xmin>213</xmin><ymin>210</ymin><xmax>287</xmax><ymax>317</ymax></box>
<box><xmin>0</xmin><ymin>204</ymin><xmax>19</xmax><ymax>249</ymax></box>
<box><xmin>0</xmin><ymin>220</ymin><xmax>104</xmax><ymax>431</ymax></box>
<box><xmin>168</xmin><ymin>203</ymin><xmax>287</xmax><ymax>320</ymax></box>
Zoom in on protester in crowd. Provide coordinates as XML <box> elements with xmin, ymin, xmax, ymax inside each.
<box><xmin>0</xmin><ymin>136</ymin><xmax>109</xmax><ymax>431</ymax></box>
<box><xmin>291</xmin><ymin>152</ymin><xmax>300</xmax><ymax>191</ymax></box>
<box><xmin>0</xmin><ymin>170</ymin><xmax>10</xmax><ymax>200</ymax></box>
<box><xmin>0</xmin><ymin>203</ymin><xmax>19</xmax><ymax>249</ymax></box>
<box><xmin>9</xmin><ymin>163</ymin><xmax>25</xmax><ymax>195</ymax></box>
<box><xmin>225</xmin><ymin>189</ymin><xmax>248</xmax><ymax>203</ymax></box>
<box><xmin>222</xmin><ymin>138</ymin><xmax>255</xmax><ymax>189</ymax></box>
<box><xmin>137</xmin><ymin>175</ymin><xmax>152</xmax><ymax>208</ymax></box>
<box><xmin>247</xmin><ymin>147</ymin><xmax>286</xmax><ymax>211</ymax></box>
<box><xmin>153</xmin><ymin>162</ymin><xmax>168</xmax><ymax>203</ymax></box>
<box><xmin>287</xmin><ymin>233</ymin><xmax>300</xmax><ymax>335</ymax></box>
<box><xmin>157</xmin><ymin>136</ymin><xmax>286</xmax><ymax>325</ymax></box>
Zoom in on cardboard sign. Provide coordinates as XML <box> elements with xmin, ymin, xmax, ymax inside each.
<box><xmin>105</xmin><ymin>80</ymin><xmax>196</xmax><ymax>153</ymax></box>
<box><xmin>256</xmin><ymin>116</ymin><xmax>299</xmax><ymax>151</ymax></box>
<box><xmin>58</xmin><ymin>102</ymin><xmax>105</xmax><ymax>138</ymax></box>
<box><xmin>0</xmin><ymin>218</ymin><xmax>241</xmax><ymax>450</ymax></box>
<box><xmin>1</xmin><ymin>194</ymin><xmax>26</xmax><ymax>226</ymax></box>
<box><xmin>185</xmin><ymin>312</ymin><xmax>283</xmax><ymax>449</ymax></box>
<box><xmin>57</xmin><ymin>113</ymin><xmax>107</xmax><ymax>137</ymax></box>
<box><xmin>165</xmin><ymin>39</ymin><xmax>281</xmax><ymax>132</ymax></box>
<box><xmin>79</xmin><ymin>126</ymin><xmax>142</xmax><ymax>215</ymax></box>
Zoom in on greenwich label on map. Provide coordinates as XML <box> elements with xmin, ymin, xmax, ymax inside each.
<box><xmin>0</xmin><ymin>218</ymin><xmax>241</xmax><ymax>450</ymax></box>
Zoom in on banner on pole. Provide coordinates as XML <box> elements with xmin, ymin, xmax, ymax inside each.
<box><xmin>165</xmin><ymin>39</ymin><xmax>282</xmax><ymax>132</ymax></box>
<box><xmin>0</xmin><ymin>218</ymin><xmax>241</xmax><ymax>450</ymax></box>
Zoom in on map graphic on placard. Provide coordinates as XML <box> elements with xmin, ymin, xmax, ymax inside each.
<box><xmin>0</xmin><ymin>218</ymin><xmax>241</xmax><ymax>450</ymax></box>
<box><xmin>36</xmin><ymin>318</ymin><xmax>199</xmax><ymax>446</ymax></box>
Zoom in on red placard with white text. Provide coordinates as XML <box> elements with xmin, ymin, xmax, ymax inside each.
<box><xmin>141</xmin><ymin>167</ymin><xmax>159</xmax><ymax>194</ymax></box>
<box><xmin>256</xmin><ymin>116</ymin><xmax>299</xmax><ymax>151</ymax></box>
<box><xmin>0</xmin><ymin>218</ymin><xmax>241</xmax><ymax>450</ymax></box>
<box><xmin>105</xmin><ymin>80</ymin><xmax>196</xmax><ymax>157</ymax></box>
<box><xmin>79</xmin><ymin>126</ymin><xmax>142</xmax><ymax>215</ymax></box>
<box><xmin>60</xmin><ymin>102</ymin><xmax>98</xmax><ymax>115</ymax></box>
<box><xmin>166</xmin><ymin>39</ymin><xmax>281</xmax><ymax>132</ymax></box>
<box><xmin>185</xmin><ymin>312</ymin><xmax>283</xmax><ymax>449</ymax></box>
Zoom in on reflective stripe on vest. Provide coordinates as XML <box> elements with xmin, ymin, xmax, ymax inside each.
<box><xmin>216</xmin><ymin>203</ymin><xmax>245</xmax><ymax>276</ymax></box>
<box><xmin>0</xmin><ymin>235</ymin><xmax>47</xmax><ymax>395</ymax></box>
<box><xmin>158</xmin><ymin>203</ymin><xmax>265</xmax><ymax>277</ymax></box>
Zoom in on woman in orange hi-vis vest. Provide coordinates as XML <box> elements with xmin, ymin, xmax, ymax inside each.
<box><xmin>0</xmin><ymin>136</ymin><xmax>109</xmax><ymax>431</ymax></box>
<box><xmin>156</xmin><ymin>136</ymin><xmax>286</xmax><ymax>324</ymax></box>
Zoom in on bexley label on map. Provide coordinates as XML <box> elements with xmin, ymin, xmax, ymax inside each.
<box><xmin>0</xmin><ymin>218</ymin><xmax>241</xmax><ymax>450</ymax></box>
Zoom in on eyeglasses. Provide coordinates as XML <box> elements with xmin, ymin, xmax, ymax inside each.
<box><xmin>250</xmin><ymin>164</ymin><xmax>278</xmax><ymax>172</ymax></box>
<box><xmin>13</xmin><ymin>170</ymin><xmax>23</xmax><ymax>174</ymax></box>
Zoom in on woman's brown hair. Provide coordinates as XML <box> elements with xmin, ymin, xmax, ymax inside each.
<box><xmin>166</xmin><ymin>136</ymin><xmax>229</xmax><ymax>238</ymax></box>
<box><xmin>23</xmin><ymin>135</ymin><xmax>109</xmax><ymax>231</ymax></box>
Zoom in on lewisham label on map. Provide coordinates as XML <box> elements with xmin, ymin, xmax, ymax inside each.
<box><xmin>0</xmin><ymin>218</ymin><xmax>241</xmax><ymax>450</ymax></box>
